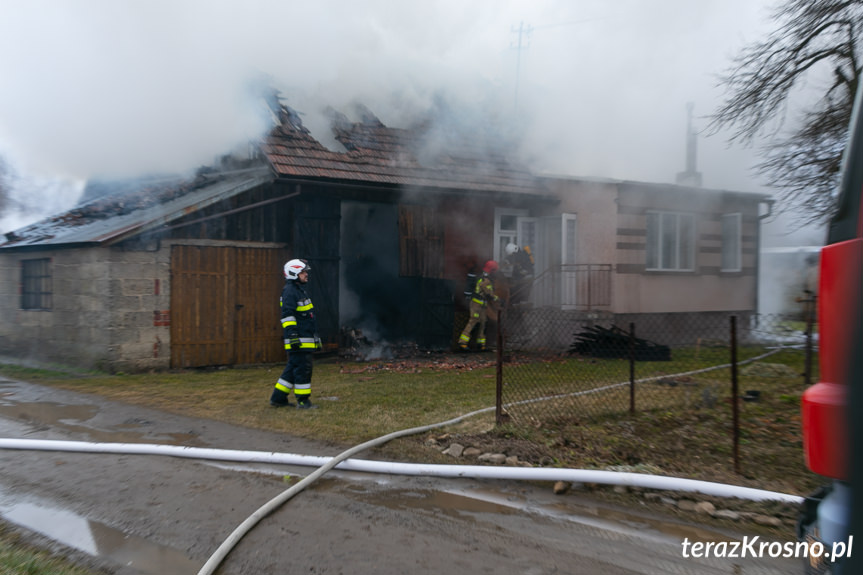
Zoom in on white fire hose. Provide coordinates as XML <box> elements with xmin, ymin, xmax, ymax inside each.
<box><xmin>0</xmin><ymin>346</ymin><xmax>802</xmax><ymax>573</ymax></box>
<box><xmin>0</xmin><ymin>402</ymin><xmax>803</xmax><ymax>575</ymax></box>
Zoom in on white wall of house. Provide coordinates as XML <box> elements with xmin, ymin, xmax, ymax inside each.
<box><xmin>613</xmin><ymin>274</ymin><xmax>757</xmax><ymax>313</ymax></box>
<box><xmin>544</xmin><ymin>177</ymin><xmax>618</xmax><ymax>266</ymax></box>
<box><xmin>0</xmin><ymin>244</ymin><xmax>172</xmax><ymax>372</ymax></box>
<box><xmin>536</xmin><ymin>176</ymin><xmax>764</xmax><ymax>315</ymax></box>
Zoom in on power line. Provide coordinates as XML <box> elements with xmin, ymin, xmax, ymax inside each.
<box><xmin>511</xmin><ymin>21</ymin><xmax>533</xmax><ymax>113</ymax></box>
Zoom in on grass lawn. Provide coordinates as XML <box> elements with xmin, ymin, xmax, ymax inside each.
<box><xmin>0</xmin><ymin>351</ymin><xmax>823</xmax><ymax>496</ymax></box>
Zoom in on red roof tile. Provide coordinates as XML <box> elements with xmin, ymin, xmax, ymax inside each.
<box><xmin>261</xmin><ymin>104</ymin><xmax>542</xmax><ymax>196</ymax></box>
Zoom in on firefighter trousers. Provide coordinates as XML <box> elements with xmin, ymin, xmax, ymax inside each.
<box><xmin>271</xmin><ymin>351</ymin><xmax>313</xmax><ymax>405</ymax></box>
<box><xmin>459</xmin><ymin>300</ymin><xmax>489</xmax><ymax>349</ymax></box>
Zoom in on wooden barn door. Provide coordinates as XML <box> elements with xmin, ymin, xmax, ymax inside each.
<box><xmin>233</xmin><ymin>247</ymin><xmax>286</xmax><ymax>364</ymax></box>
<box><xmin>171</xmin><ymin>245</ymin><xmax>285</xmax><ymax>368</ymax></box>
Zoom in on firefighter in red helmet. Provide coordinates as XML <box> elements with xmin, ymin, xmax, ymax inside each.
<box><xmin>458</xmin><ymin>260</ymin><xmax>500</xmax><ymax>351</ymax></box>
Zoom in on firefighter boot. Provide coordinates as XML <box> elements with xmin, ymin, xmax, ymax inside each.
<box><xmin>269</xmin><ymin>387</ymin><xmax>295</xmax><ymax>408</ymax></box>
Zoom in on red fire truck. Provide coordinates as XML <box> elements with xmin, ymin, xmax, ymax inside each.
<box><xmin>798</xmin><ymin>84</ymin><xmax>863</xmax><ymax>574</ymax></box>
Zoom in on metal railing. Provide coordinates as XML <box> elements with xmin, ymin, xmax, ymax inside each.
<box><xmin>526</xmin><ymin>263</ymin><xmax>612</xmax><ymax>310</ymax></box>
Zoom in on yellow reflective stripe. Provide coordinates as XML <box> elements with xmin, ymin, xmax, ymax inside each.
<box><xmin>284</xmin><ymin>339</ymin><xmax>317</xmax><ymax>350</ymax></box>
<box><xmin>471</xmin><ymin>297</ymin><xmax>486</xmax><ymax>305</ymax></box>
<box><xmin>275</xmin><ymin>381</ymin><xmax>291</xmax><ymax>393</ymax></box>
<box><xmin>458</xmin><ymin>333</ymin><xmax>470</xmax><ymax>343</ymax></box>
<box><xmin>297</xmin><ymin>302</ymin><xmax>313</xmax><ymax>312</ymax></box>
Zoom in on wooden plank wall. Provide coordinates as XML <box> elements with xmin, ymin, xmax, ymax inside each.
<box><xmin>170</xmin><ymin>245</ymin><xmax>285</xmax><ymax>368</ymax></box>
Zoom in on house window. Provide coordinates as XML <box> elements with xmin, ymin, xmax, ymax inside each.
<box><xmin>721</xmin><ymin>213</ymin><xmax>742</xmax><ymax>272</ymax></box>
<box><xmin>646</xmin><ymin>211</ymin><xmax>695</xmax><ymax>271</ymax></box>
<box><xmin>21</xmin><ymin>258</ymin><xmax>52</xmax><ymax>310</ymax></box>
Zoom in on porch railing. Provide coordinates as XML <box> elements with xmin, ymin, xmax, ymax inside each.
<box><xmin>525</xmin><ymin>264</ymin><xmax>612</xmax><ymax>310</ymax></box>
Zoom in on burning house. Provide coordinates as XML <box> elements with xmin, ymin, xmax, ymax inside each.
<box><xmin>0</xmin><ymin>95</ymin><xmax>771</xmax><ymax>372</ymax></box>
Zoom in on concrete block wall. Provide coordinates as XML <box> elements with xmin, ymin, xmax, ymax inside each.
<box><xmin>102</xmin><ymin>245</ymin><xmax>172</xmax><ymax>372</ymax></box>
<box><xmin>0</xmin><ymin>248</ymin><xmax>111</xmax><ymax>368</ymax></box>
<box><xmin>0</xmin><ymin>244</ymin><xmax>172</xmax><ymax>373</ymax></box>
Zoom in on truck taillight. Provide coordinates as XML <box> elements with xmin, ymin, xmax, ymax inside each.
<box><xmin>802</xmin><ymin>239</ymin><xmax>861</xmax><ymax>479</ymax></box>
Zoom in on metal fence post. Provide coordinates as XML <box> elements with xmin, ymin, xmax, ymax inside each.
<box><xmin>731</xmin><ymin>315</ymin><xmax>740</xmax><ymax>475</ymax></box>
<box><xmin>496</xmin><ymin>309</ymin><xmax>504</xmax><ymax>426</ymax></box>
<box><xmin>804</xmin><ymin>292</ymin><xmax>816</xmax><ymax>387</ymax></box>
<box><xmin>629</xmin><ymin>322</ymin><xmax>636</xmax><ymax>415</ymax></box>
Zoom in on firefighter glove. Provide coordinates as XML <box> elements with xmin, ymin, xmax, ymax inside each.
<box><xmin>289</xmin><ymin>337</ymin><xmax>301</xmax><ymax>351</ymax></box>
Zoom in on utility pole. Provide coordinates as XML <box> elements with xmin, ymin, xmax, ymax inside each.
<box><xmin>511</xmin><ymin>21</ymin><xmax>533</xmax><ymax>114</ymax></box>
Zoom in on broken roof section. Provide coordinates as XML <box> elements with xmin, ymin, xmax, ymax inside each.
<box><xmin>0</xmin><ymin>167</ymin><xmax>272</xmax><ymax>249</ymax></box>
<box><xmin>1</xmin><ymin>95</ymin><xmax>546</xmax><ymax>250</ymax></box>
<box><xmin>261</xmin><ymin>99</ymin><xmax>543</xmax><ymax>196</ymax></box>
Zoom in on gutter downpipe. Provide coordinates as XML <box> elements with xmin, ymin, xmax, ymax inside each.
<box><xmin>756</xmin><ymin>198</ymin><xmax>775</xmax><ymax>316</ymax></box>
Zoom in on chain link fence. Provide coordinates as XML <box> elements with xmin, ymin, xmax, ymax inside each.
<box><xmin>497</xmin><ymin>307</ymin><xmax>816</xmax><ymax>429</ymax></box>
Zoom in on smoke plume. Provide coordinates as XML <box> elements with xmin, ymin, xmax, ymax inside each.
<box><xmin>0</xmin><ymin>0</ymin><xmax>779</xmax><ymax>233</ymax></box>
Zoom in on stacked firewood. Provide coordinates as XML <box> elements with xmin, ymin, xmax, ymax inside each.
<box><xmin>569</xmin><ymin>325</ymin><xmax>671</xmax><ymax>361</ymax></box>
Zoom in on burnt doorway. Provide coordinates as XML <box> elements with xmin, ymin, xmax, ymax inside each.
<box><xmin>170</xmin><ymin>245</ymin><xmax>286</xmax><ymax>368</ymax></box>
<box><xmin>293</xmin><ymin>196</ymin><xmax>341</xmax><ymax>349</ymax></box>
<box><xmin>340</xmin><ymin>201</ymin><xmax>453</xmax><ymax>348</ymax></box>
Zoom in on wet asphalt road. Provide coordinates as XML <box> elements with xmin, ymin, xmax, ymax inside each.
<box><xmin>0</xmin><ymin>375</ymin><xmax>801</xmax><ymax>575</ymax></box>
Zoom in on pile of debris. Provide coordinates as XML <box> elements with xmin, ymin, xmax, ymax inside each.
<box><xmin>569</xmin><ymin>325</ymin><xmax>671</xmax><ymax>361</ymax></box>
<box><xmin>338</xmin><ymin>356</ymin><xmax>499</xmax><ymax>374</ymax></box>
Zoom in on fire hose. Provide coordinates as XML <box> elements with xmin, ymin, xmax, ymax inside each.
<box><xmin>0</xmin><ymin>346</ymin><xmax>801</xmax><ymax>573</ymax></box>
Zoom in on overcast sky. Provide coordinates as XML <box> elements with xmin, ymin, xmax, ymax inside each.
<box><xmin>1</xmin><ymin>0</ymin><xmax>824</xmax><ymax>242</ymax></box>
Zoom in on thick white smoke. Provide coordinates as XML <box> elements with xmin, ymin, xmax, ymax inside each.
<box><xmin>0</xmin><ymin>0</ymin><xmax>780</xmax><ymax>234</ymax></box>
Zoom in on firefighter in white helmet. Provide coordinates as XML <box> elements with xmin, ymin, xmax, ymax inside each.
<box><xmin>458</xmin><ymin>260</ymin><xmax>500</xmax><ymax>351</ymax></box>
<box><xmin>270</xmin><ymin>258</ymin><xmax>321</xmax><ymax>409</ymax></box>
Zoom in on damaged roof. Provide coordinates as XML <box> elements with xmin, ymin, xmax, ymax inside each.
<box><xmin>262</xmin><ymin>102</ymin><xmax>545</xmax><ymax>196</ymax></box>
<box><xmin>0</xmin><ymin>167</ymin><xmax>273</xmax><ymax>249</ymax></box>
<box><xmin>1</xmin><ymin>99</ymin><xmax>548</xmax><ymax>250</ymax></box>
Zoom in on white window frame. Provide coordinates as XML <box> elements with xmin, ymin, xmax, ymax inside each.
<box><xmin>517</xmin><ymin>217</ymin><xmax>538</xmax><ymax>255</ymax></box>
<box><xmin>562</xmin><ymin>213</ymin><xmax>577</xmax><ymax>265</ymax></box>
<box><xmin>720</xmin><ymin>213</ymin><xmax>742</xmax><ymax>272</ymax></box>
<box><xmin>561</xmin><ymin>213</ymin><xmax>578</xmax><ymax>309</ymax></box>
<box><xmin>646</xmin><ymin>211</ymin><xmax>695</xmax><ymax>272</ymax></box>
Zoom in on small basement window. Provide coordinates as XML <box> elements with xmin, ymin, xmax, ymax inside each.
<box><xmin>21</xmin><ymin>258</ymin><xmax>52</xmax><ymax>310</ymax></box>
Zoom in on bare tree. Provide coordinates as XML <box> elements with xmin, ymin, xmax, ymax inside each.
<box><xmin>710</xmin><ymin>0</ymin><xmax>862</xmax><ymax>226</ymax></box>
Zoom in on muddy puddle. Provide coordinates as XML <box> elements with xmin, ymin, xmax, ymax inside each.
<box><xmin>340</xmin><ymin>482</ymin><xmax>738</xmax><ymax>546</ymax></box>
<box><xmin>0</xmin><ymin>485</ymin><xmax>201</xmax><ymax>574</ymax></box>
<box><xmin>0</xmin><ymin>392</ymin><xmax>200</xmax><ymax>445</ymax></box>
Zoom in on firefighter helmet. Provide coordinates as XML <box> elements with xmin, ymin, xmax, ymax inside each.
<box><xmin>284</xmin><ymin>259</ymin><xmax>310</xmax><ymax>280</ymax></box>
<box><xmin>505</xmin><ymin>243</ymin><xmax>519</xmax><ymax>256</ymax></box>
<box><xmin>483</xmin><ymin>260</ymin><xmax>499</xmax><ymax>274</ymax></box>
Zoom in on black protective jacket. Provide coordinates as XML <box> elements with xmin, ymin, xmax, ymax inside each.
<box><xmin>280</xmin><ymin>280</ymin><xmax>320</xmax><ymax>351</ymax></box>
